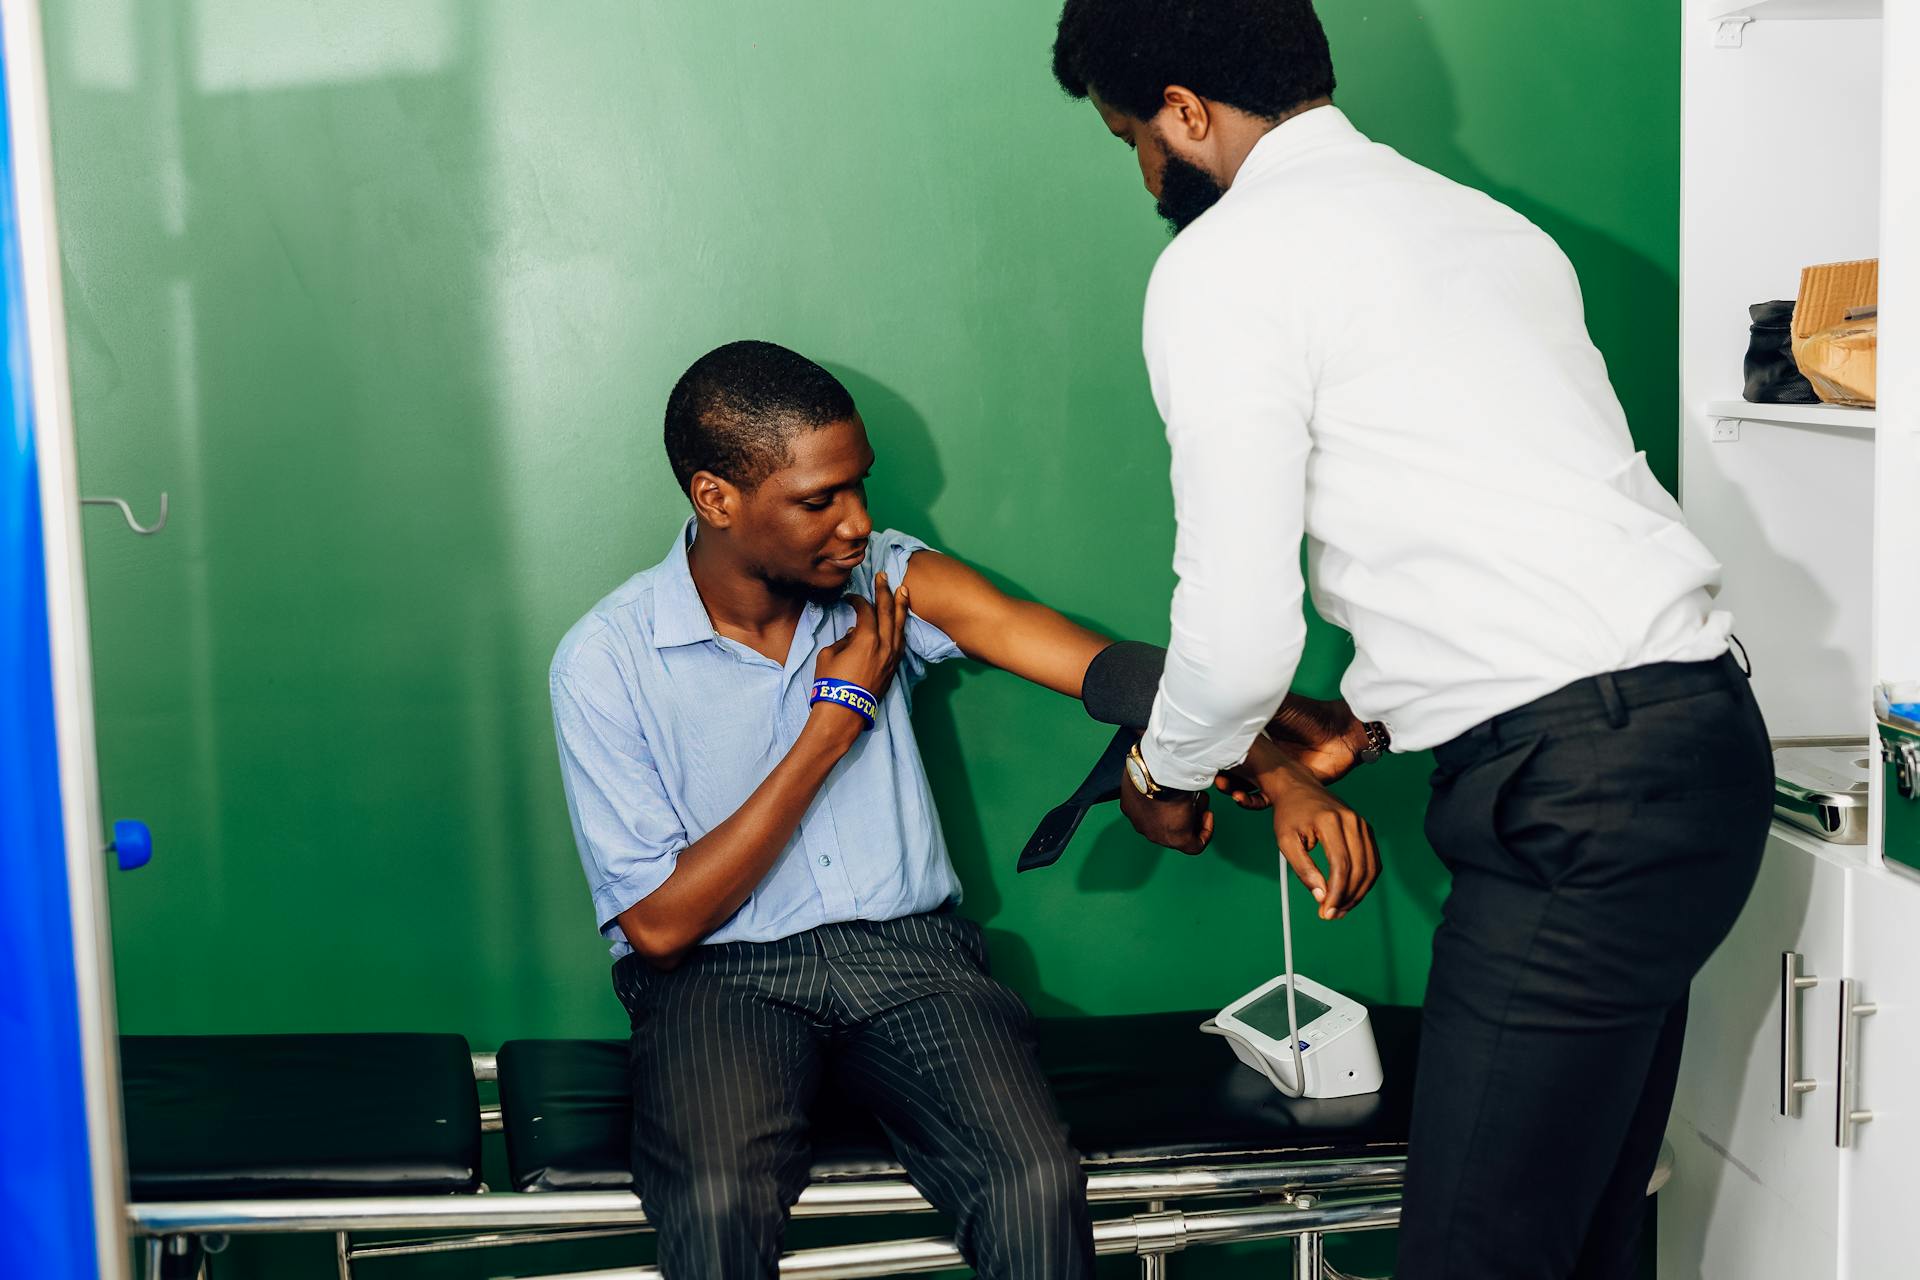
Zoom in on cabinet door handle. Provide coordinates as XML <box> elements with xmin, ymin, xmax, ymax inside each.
<box><xmin>1781</xmin><ymin>951</ymin><xmax>1819</xmax><ymax>1116</ymax></box>
<box><xmin>1836</xmin><ymin>978</ymin><xmax>1878</xmax><ymax>1148</ymax></box>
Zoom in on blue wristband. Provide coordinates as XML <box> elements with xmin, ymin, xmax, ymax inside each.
<box><xmin>811</xmin><ymin>678</ymin><xmax>878</xmax><ymax>730</ymax></box>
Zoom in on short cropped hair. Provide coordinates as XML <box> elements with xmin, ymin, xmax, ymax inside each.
<box><xmin>1052</xmin><ymin>0</ymin><xmax>1335</xmax><ymax>123</ymax></box>
<box><xmin>663</xmin><ymin>340</ymin><xmax>856</xmax><ymax>492</ymax></box>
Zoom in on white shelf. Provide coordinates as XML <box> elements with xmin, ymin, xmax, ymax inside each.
<box><xmin>1710</xmin><ymin>0</ymin><xmax>1881</xmax><ymax>18</ymax></box>
<box><xmin>1769</xmin><ymin>819</ymin><xmax>1876</xmax><ymax>869</ymax></box>
<box><xmin>1706</xmin><ymin>399</ymin><xmax>1877</xmax><ymax>429</ymax></box>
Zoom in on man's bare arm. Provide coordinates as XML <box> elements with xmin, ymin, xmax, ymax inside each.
<box><xmin>900</xmin><ymin>551</ymin><xmax>1367</xmax><ymax>765</ymax></box>
<box><xmin>895</xmin><ymin>551</ymin><xmax>1111</xmax><ymax>696</ymax></box>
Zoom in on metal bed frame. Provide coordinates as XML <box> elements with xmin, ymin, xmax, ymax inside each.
<box><xmin>125</xmin><ymin>1052</ymin><xmax>1669</xmax><ymax>1279</ymax></box>
<box><xmin>132</xmin><ymin>1163</ymin><xmax>1403</xmax><ymax>1280</ymax></box>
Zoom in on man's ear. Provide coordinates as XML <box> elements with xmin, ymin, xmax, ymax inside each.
<box><xmin>1161</xmin><ymin>85</ymin><xmax>1212</xmax><ymax>142</ymax></box>
<box><xmin>689</xmin><ymin>471</ymin><xmax>738</xmax><ymax>528</ymax></box>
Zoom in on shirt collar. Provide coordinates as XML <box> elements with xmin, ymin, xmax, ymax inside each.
<box><xmin>1231</xmin><ymin>103</ymin><xmax>1359</xmax><ymax>185</ymax></box>
<box><xmin>649</xmin><ymin>518</ymin><xmax>719</xmax><ymax>649</ymax></box>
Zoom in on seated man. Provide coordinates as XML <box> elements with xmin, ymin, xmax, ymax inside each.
<box><xmin>549</xmin><ymin>339</ymin><xmax>1368</xmax><ymax>1278</ymax></box>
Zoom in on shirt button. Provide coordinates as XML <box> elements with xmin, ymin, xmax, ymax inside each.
<box><xmin>818</xmin><ymin>854</ymin><xmax>833</xmax><ymax>868</ymax></box>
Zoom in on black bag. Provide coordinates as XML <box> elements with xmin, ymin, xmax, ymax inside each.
<box><xmin>1743</xmin><ymin>300</ymin><xmax>1819</xmax><ymax>404</ymax></box>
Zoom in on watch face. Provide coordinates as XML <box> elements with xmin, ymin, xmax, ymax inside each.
<box><xmin>1124</xmin><ymin>754</ymin><xmax>1151</xmax><ymax>796</ymax></box>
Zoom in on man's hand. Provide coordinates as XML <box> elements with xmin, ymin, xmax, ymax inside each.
<box><xmin>1265</xmin><ymin>694</ymin><xmax>1370</xmax><ymax>784</ymax></box>
<box><xmin>814</xmin><ymin>572</ymin><xmax>909</xmax><ymax>704</ymax></box>
<box><xmin>1252</xmin><ymin>749</ymin><xmax>1380</xmax><ymax>920</ymax></box>
<box><xmin>1214</xmin><ymin>731</ymin><xmax>1286</xmax><ymax>810</ymax></box>
<box><xmin>1214</xmin><ymin>696</ymin><xmax>1370</xmax><ymax>806</ymax></box>
<box><xmin>1119</xmin><ymin>778</ymin><xmax>1214</xmax><ymax>856</ymax></box>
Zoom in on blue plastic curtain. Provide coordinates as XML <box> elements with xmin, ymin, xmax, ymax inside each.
<box><xmin>0</xmin><ymin>19</ymin><xmax>103</xmax><ymax>1277</ymax></box>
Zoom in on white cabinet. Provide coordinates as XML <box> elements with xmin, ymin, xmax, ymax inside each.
<box><xmin>1662</xmin><ymin>842</ymin><xmax>1919</xmax><ymax>1280</ymax></box>
<box><xmin>1661</xmin><ymin>834</ymin><xmax>1847</xmax><ymax>1280</ymax></box>
<box><xmin>1838</xmin><ymin>866</ymin><xmax>1920</xmax><ymax>1277</ymax></box>
<box><xmin>1666</xmin><ymin>1</ymin><xmax>1920</xmax><ymax>1276</ymax></box>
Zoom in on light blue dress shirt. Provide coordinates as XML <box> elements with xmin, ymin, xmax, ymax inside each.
<box><xmin>550</xmin><ymin>521</ymin><xmax>964</xmax><ymax>956</ymax></box>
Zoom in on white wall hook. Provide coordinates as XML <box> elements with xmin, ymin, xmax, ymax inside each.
<box><xmin>81</xmin><ymin>492</ymin><xmax>169</xmax><ymax>536</ymax></box>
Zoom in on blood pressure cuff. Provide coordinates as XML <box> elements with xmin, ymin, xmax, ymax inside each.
<box><xmin>1017</xmin><ymin>641</ymin><xmax>1168</xmax><ymax>873</ymax></box>
<box><xmin>1079</xmin><ymin>640</ymin><xmax>1167</xmax><ymax>729</ymax></box>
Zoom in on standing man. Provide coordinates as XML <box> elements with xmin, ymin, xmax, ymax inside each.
<box><xmin>1050</xmin><ymin>3</ymin><xmax>1773</xmax><ymax>1277</ymax></box>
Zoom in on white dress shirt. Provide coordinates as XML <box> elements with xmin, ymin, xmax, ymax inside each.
<box><xmin>1139</xmin><ymin>105</ymin><xmax>1730</xmax><ymax>790</ymax></box>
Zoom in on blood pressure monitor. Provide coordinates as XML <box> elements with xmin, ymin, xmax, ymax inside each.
<box><xmin>1204</xmin><ymin>972</ymin><xmax>1383</xmax><ymax>1099</ymax></box>
<box><xmin>1195</xmin><ymin>838</ymin><xmax>1387</xmax><ymax>1099</ymax></box>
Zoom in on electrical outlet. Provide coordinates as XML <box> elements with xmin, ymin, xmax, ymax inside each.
<box><xmin>1712</xmin><ymin>419</ymin><xmax>1741</xmax><ymax>443</ymax></box>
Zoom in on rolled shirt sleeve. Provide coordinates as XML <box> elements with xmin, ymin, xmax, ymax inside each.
<box><xmin>550</xmin><ymin>642</ymin><xmax>689</xmax><ymax>939</ymax></box>
<box><xmin>869</xmin><ymin>529</ymin><xmax>963</xmax><ymax>685</ymax></box>
<box><xmin>1138</xmin><ymin>223</ymin><xmax>1315</xmax><ymax>792</ymax></box>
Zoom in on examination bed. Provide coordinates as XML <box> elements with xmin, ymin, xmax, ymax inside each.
<box><xmin>120</xmin><ymin>1005</ymin><xmax>1674</xmax><ymax>1274</ymax></box>
<box><xmin>121</xmin><ymin>1005</ymin><xmax>1665</xmax><ymax>1278</ymax></box>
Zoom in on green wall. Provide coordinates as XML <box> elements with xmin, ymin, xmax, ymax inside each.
<box><xmin>44</xmin><ymin>2</ymin><xmax>1677</xmax><ymax>1275</ymax></box>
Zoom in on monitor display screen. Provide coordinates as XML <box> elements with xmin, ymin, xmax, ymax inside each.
<box><xmin>1237</xmin><ymin>983</ymin><xmax>1332</xmax><ymax>1043</ymax></box>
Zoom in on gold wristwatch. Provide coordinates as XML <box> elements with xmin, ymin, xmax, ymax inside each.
<box><xmin>1124</xmin><ymin>740</ymin><xmax>1190</xmax><ymax>800</ymax></box>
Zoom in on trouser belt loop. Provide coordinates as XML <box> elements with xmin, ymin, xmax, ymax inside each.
<box><xmin>1598</xmin><ymin>672</ymin><xmax>1629</xmax><ymax>729</ymax></box>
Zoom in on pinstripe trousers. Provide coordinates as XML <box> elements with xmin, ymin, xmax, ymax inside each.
<box><xmin>611</xmin><ymin>910</ymin><xmax>1095</xmax><ymax>1280</ymax></box>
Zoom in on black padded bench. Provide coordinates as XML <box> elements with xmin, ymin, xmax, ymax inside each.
<box><xmin>122</xmin><ymin>1032</ymin><xmax>483</xmax><ymax>1201</ymax></box>
<box><xmin>499</xmin><ymin>1006</ymin><xmax>1421</xmax><ymax>1193</ymax></box>
<box><xmin>120</xmin><ymin>1011</ymin><xmax>1445</xmax><ymax>1278</ymax></box>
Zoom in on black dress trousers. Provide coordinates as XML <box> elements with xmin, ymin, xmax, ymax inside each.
<box><xmin>1396</xmin><ymin>654</ymin><xmax>1773</xmax><ymax>1280</ymax></box>
<box><xmin>612</xmin><ymin>911</ymin><xmax>1095</xmax><ymax>1280</ymax></box>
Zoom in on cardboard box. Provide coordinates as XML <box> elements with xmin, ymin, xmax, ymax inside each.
<box><xmin>1792</xmin><ymin>258</ymin><xmax>1877</xmax><ymax>407</ymax></box>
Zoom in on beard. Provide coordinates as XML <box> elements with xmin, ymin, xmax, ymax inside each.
<box><xmin>1156</xmin><ymin>152</ymin><xmax>1228</xmax><ymax>234</ymax></box>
